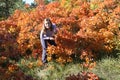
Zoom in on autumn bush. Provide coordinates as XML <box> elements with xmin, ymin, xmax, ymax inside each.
<box><xmin>0</xmin><ymin>0</ymin><xmax>120</xmax><ymax>69</ymax></box>
<box><xmin>66</xmin><ymin>72</ymin><xmax>99</xmax><ymax>80</ymax></box>
<box><xmin>0</xmin><ymin>20</ymin><xmax>20</xmax><ymax>60</ymax></box>
<box><xmin>47</xmin><ymin>0</ymin><xmax>120</xmax><ymax>64</ymax></box>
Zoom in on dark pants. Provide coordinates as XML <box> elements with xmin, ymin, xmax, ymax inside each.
<box><xmin>41</xmin><ymin>40</ymin><xmax>57</xmax><ymax>63</ymax></box>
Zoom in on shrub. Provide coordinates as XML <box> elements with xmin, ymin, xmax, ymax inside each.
<box><xmin>66</xmin><ymin>72</ymin><xmax>99</xmax><ymax>80</ymax></box>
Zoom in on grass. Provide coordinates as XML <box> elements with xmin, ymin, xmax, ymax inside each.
<box><xmin>35</xmin><ymin>62</ymin><xmax>83</xmax><ymax>80</ymax></box>
<box><xmin>17</xmin><ymin>56</ymin><xmax>120</xmax><ymax>80</ymax></box>
<box><xmin>90</xmin><ymin>57</ymin><xmax>120</xmax><ymax>80</ymax></box>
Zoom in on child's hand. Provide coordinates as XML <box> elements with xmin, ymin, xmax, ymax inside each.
<box><xmin>43</xmin><ymin>37</ymin><xmax>54</xmax><ymax>40</ymax></box>
<box><xmin>49</xmin><ymin>37</ymin><xmax>54</xmax><ymax>40</ymax></box>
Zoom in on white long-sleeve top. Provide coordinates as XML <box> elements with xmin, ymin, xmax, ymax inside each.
<box><xmin>40</xmin><ymin>24</ymin><xmax>57</xmax><ymax>40</ymax></box>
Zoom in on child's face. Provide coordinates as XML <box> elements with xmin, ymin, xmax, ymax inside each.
<box><xmin>44</xmin><ymin>20</ymin><xmax>51</xmax><ymax>29</ymax></box>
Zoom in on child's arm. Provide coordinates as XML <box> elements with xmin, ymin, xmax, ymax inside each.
<box><xmin>53</xmin><ymin>24</ymin><xmax>58</xmax><ymax>34</ymax></box>
<box><xmin>40</xmin><ymin>29</ymin><xmax>44</xmax><ymax>40</ymax></box>
<box><xmin>40</xmin><ymin>29</ymin><xmax>46</xmax><ymax>48</ymax></box>
<box><xmin>40</xmin><ymin>30</ymin><xmax>54</xmax><ymax>40</ymax></box>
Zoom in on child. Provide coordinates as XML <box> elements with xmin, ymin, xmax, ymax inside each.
<box><xmin>40</xmin><ymin>18</ymin><xmax>58</xmax><ymax>64</ymax></box>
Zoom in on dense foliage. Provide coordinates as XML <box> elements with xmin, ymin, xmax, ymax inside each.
<box><xmin>66</xmin><ymin>72</ymin><xmax>99</xmax><ymax>80</ymax></box>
